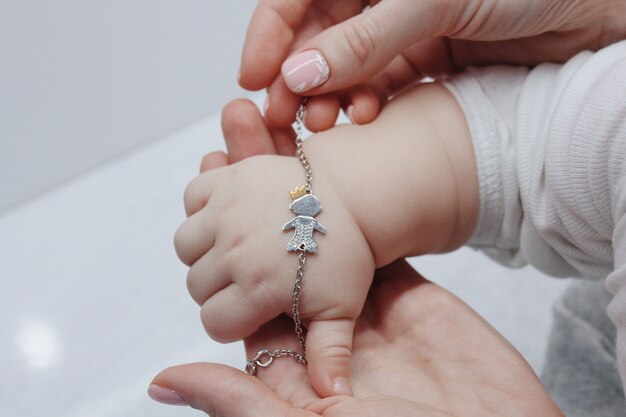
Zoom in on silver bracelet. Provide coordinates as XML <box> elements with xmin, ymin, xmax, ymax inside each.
<box><xmin>245</xmin><ymin>100</ymin><xmax>325</xmax><ymax>377</ymax></box>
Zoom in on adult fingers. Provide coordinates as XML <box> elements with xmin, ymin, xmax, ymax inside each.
<box><xmin>297</xmin><ymin>40</ymin><xmax>441</xmax><ymax>130</ymax></box>
<box><xmin>252</xmin><ymin>0</ymin><xmax>375</xmax><ymax>130</ymax></box>
<box><xmin>240</xmin><ymin>0</ymin><xmax>366</xmax><ymax>91</ymax></box>
<box><xmin>338</xmin><ymin>39</ymin><xmax>451</xmax><ymax>125</ymax></box>
<box><xmin>201</xmin><ymin>98</ymin><xmax>274</xmax><ymax>174</ymax></box>
<box><xmin>267</xmin><ymin>37</ymin><xmax>449</xmax><ymax>129</ymax></box>
<box><xmin>261</xmin><ymin>0</ymin><xmax>367</xmax><ymax>128</ymax></box>
<box><xmin>265</xmin><ymin>78</ymin><xmax>342</xmax><ymax>132</ymax></box>
<box><xmin>265</xmin><ymin>76</ymin><xmax>302</xmax><ymax>127</ymax></box>
<box><xmin>304</xmin><ymin>94</ymin><xmax>341</xmax><ymax>132</ymax></box>
<box><xmin>239</xmin><ymin>0</ymin><xmax>314</xmax><ymax>91</ymax></box>
<box><xmin>222</xmin><ymin>99</ymin><xmax>278</xmax><ymax>163</ymax></box>
<box><xmin>342</xmin><ymin>86</ymin><xmax>380</xmax><ymax>125</ymax></box>
<box><xmin>332</xmin><ymin>38</ymin><xmax>451</xmax><ymax>127</ymax></box>
<box><xmin>280</xmin><ymin>0</ymin><xmax>462</xmax><ymax>94</ymax></box>
<box><xmin>305</xmin><ymin>318</ymin><xmax>355</xmax><ymax>398</ymax></box>
<box><xmin>149</xmin><ymin>362</ymin><xmax>318</xmax><ymax>417</ymax></box>
<box><xmin>363</xmin><ymin>38</ymin><xmax>447</xmax><ymax>101</ymax></box>
<box><xmin>223</xmin><ymin>97</ymin><xmax>297</xmax><ymax>158</ymax></box>
<box><xmin>269</xmin><ymin>125</ymin><xmax>297</xmax><ymax>156</ymax></box>
<box><xmin>266</xmin><ymin>82</ymin><xmax>379</xmax><ymax>130</ymax></box>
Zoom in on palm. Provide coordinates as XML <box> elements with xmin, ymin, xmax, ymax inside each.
<box><xmin>244</xmin><ymin>261</ymin><xmax>562</xmax><ymax>417</ymax></box>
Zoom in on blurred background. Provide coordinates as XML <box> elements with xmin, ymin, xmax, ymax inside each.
<box><xmin>0</xmin><ymin>1</ymin><xmax>569</xmax><ymax>416</ymax></box>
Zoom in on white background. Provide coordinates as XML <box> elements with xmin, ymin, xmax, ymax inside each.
<box><xmin>0</xmin><ymin>0</ymin><xmax>256</xmax><ymax>212</ymax></box>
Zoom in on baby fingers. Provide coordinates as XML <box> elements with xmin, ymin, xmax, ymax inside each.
<box><xmin>183</xmin><ymin>168</ymin><xmax>223</xmax><ymax>217</ymax></box>
<box><xmin>174</xmin><ymin>207</ymin><xmax>216</xmax><ymax>266</ymax></box>
<box><xmin>186</xmin><ymin>248</ymin><xmax>230</xmax><ymax>305</ymax></box>
<box><xmin>200</xmin><ymin>282</ymin><xmax>282</xmax><ymax>343</ymax></box>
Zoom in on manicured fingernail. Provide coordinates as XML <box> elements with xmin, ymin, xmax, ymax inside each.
<box><xmin>346</xmin><ymin>105</ymin><xmax>355</xmax><ymax>124</ymax></box>
<box><xmin>263</xmin><ymin>95</ymin><xmax>270</xmax><ymax>116</ymax></box>
<box><xmin>148</xmin><ymin>384</ymin><xmax>189</xmax><ymax>406</ymax></box>
<box><xmin>332</xmin><ymin>377</ymin><xmax>353</xmax><ymax>396</ymax></box>
<box><xmin>281</xmin><ymin>50</ymin><xmax>330</xmax><ymax>93</ymax></box>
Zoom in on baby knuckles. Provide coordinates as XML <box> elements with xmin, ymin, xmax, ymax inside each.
<box><xmin>197</xmin><ymin>236</ymin><xmax>287</xmax><ymax>343</ymax></box>
<box><xmin>173</xmin><ymin>224</ymin><xmax>195</xmax><ymax>267</ymax></box>
<box><xmin>200</xmin><ymin>302</ymin><xmax>236</xmax><ymax>343</ymax></box>
<box><xmin>182</xmin><ymin>171</ymin><xmax>213</xmax><ymax>217</ymax></box>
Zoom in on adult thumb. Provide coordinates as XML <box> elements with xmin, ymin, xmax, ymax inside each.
<box><xmin>306</xmin><ymin>318</ymin><xmax>356</xmax><ymax>398</ymax></box>
<box><xmin>280</xmin><ymin>0</ymin><xmax>456</xmax><ymax>94</ymax></box>
<box><xmin>148</xmin><ymin>362</ymin><xmax>316</xmax><ymax>417</ymax></box>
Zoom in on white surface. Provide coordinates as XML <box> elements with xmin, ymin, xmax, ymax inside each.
<box><xmin>0</xmin><ymin>0</ymin><xmax>256</xmax><ymax>212</ymax></box>
<box><xmin>0</xmin><ymin>97</ymin><xmax>568</xmax><ymax>416</ymax></box>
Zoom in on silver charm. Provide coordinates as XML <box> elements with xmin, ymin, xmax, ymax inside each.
<box><xmin>283</xmin><ymin>193</ymin><xmax>326</xmax><ymax>253</ymax></box>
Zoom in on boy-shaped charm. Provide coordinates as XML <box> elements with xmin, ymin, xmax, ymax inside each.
<box><xmin>283</xmin><ymin>190</ymin><xmax>326</xmax><ymax>253</ymax></box>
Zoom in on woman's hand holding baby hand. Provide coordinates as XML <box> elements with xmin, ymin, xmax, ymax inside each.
<box><xmin>174</xmin><ymin>153</ymin><xmax>375</xmax><ymax>397</ymax></box>
<box><xmin>174</xmin><ymin>81</ymin><xmax>478</xmax><ymax>398</ymax></box>
<box><xmin>241</xmin><ymin>0</ymin><xmax>626</xmax><ymax>132</ymax></box>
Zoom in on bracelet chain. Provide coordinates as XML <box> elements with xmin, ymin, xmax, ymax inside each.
<box><xmin>245</xmin><ymin>99</ymin><xmax>311</xmax><ymax>377</ymax></box>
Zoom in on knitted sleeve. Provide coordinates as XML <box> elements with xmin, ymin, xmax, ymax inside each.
<box><xmin>443</xmin><ymin>40</ymin><xmax>626</xmax><ymax>392</ymax></box>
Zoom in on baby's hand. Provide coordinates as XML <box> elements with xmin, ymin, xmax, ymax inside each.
<box><xmin>174</xmin><ymin>155</ymin><xmax>375</xmax><ymax>397</ymax></box>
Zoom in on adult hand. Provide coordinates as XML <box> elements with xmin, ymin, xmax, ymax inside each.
<box><xmin>149</xmin><ymin>100</ymin><xmax>562</xmax><ymax>415</ymax></box>
<box><xmin>150</xmin><ymin>260</ymin><xmax>563</xmax><ymax>416</ymax></box>
<box><xmin>239</xmin><ymin>0</ymin><xmax>626</xmax><ymax>132</ymax></box>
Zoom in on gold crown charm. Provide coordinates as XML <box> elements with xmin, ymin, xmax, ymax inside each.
<box><xmin>289</xmin><ymin>185</ymin><xmax>308</xmax><ymax>199</ymax></box>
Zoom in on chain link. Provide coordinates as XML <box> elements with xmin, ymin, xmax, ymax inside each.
<box><xmin>292</xmin><ymin>249</ymin><xmax>307</xmax><ymax>353</ymax></box>
<box><xmin>295</xmin><ymin>99</ymin><xmax>313</xmax><ymax>193</ymax></box>
<box><xmin>293</xmin><ymin>99</ymin><xmax>311</xmax><ymax>355</ymax></box>
<box><xmin>245</xmin><ymin>348</ymin><xmax>307</xmax><ymax>377</ymax></box>
<box><xmin>245</xmin><ymin>100</ymin><xmax>312</xmax><ymax>377</ymax></box>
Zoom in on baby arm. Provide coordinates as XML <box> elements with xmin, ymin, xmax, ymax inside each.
<box><xmin>174</xmin><ymin>83</ymin><xmax>478</xmax><ymax>397</ymax></box>
<box><xmin>304</xmin><ymin>83</ymin><xmax>479</xmax><ymax>263</ymax></box>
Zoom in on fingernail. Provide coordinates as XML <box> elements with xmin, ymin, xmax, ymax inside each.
<box><xmin>346</xmin><ymin>105</ymin><xmax>355</xmax><ymax>124</ymax></box>
<box><xmin>148</xmin><ymin>384</ymin><xmax>189</xmax><ymax>406</ymax></box>
<box><xmin>281</xmin><ymin>50</ymin><xmax>330</xmax><ymax>93</ymax></box>
<box><xmin>332</xmin><ymin>377</ymin><xmax>353</xmax><ymax>396</ymax></box>
<box><xmin>263</xmin><ymin>95</ymin><xmax>270</xmax><ymax>116</ymax></box>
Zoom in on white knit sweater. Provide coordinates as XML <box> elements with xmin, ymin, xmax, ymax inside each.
<box><xmin>443</xmin><ymin>40</ymin><xmax>626</xmax><ymax>392</ymax></box>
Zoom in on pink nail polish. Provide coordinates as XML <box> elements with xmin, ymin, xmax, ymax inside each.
<box><xmin>281</xmin><ymin>50</ymin><xmax>330</xmax><ymax>93</ymax></box>
<box><xmin>148</xmin><ymin>384</ymin><xmax>189</xmax><ymax>406</ymax></box>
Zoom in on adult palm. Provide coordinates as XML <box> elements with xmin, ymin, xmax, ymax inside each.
<box><xmin>153</xmin><ymin>261</ymin><xmax>562</xmax><ymax>416</ymax></box>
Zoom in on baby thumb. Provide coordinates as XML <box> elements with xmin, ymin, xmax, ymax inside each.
<box><xmin>280</xmin><ymin>0</ymin><xmax>450</xmax><ymax>94</ymax></box>
<box><xmin>149</xmin><ymin>363</ymin><xmax>310</xmax><ymax>416</ymax></box>
<box><xmin>306</xmin><ymin>318</ymin><xmax>356</xmax><ymax>397</ymax></box>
